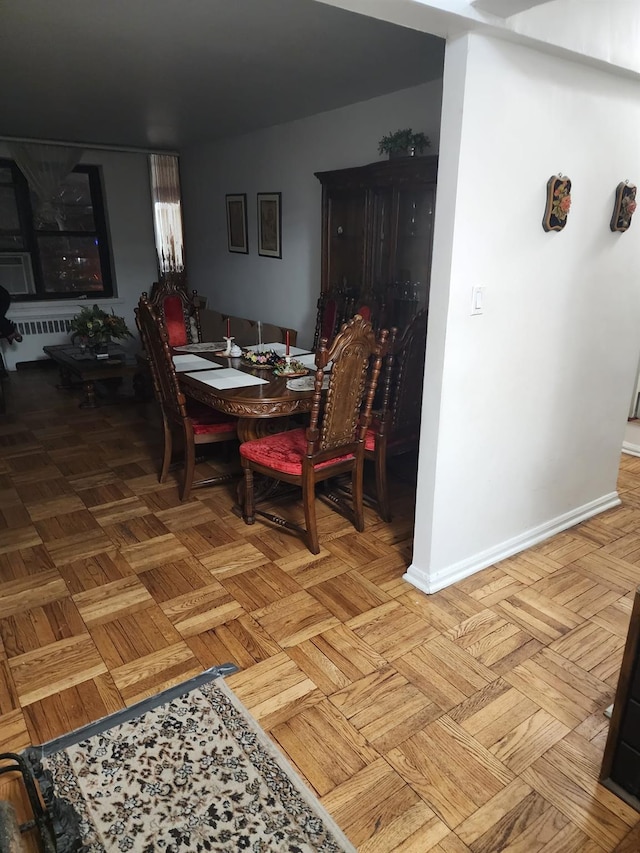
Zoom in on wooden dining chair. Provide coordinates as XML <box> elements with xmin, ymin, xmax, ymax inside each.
<box><xmin>312</xmin><ymin>289</ymin><xmax>349</xmax><ymax>350</ymax></box>
<box><xmin>240</xmin><ymin>314</ymin><xmax>388</xmax><ymax>554</ymax></box>
<box><xmin>365</xmin><ymin>309</ymin><xmax>428</xmax><ymax>522</ymax></box>
<box><xmin>346</xmin><ymin>295</ymin><xmax>387</xmax><ymax>331</ymax></box>
<box><xmin>135</xmin><ymin>294</ymin><xmax>237</xmax><ymax>501</ymax></box>
<box><xmin>148</xmin><ymin>274</ymin><xmax>202</xmax><ymax>348</ymax></box>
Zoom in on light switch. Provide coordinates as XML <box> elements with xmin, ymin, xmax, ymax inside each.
<box><xmin>471</xmin><ymin>286</ymin><xmax>484</xmax><ymax>315</ymax></box>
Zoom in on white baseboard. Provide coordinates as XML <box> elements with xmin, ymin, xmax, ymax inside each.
<box><xmin>403</xmin><ymin>491</ymin><xmax>621</xmax><ymax>594</ymax></box>
<box><xmin>622</xmin><ymin>440</ymin><xmax>640</xmax><ymax>457</ymax></box>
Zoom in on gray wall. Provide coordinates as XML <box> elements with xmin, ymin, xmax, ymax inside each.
<box><xmin>180</xmin><ymin>80</ymin><xmax>443</xmax><ymax>348</ymax></box>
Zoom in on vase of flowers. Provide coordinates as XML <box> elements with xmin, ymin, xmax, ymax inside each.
<box><xmin>70</xmin><ymin>304</ymin><xmax>132</xmax><ymax>358</ymax></box>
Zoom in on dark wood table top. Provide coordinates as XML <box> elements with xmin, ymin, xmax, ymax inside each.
<box><xmin>177</xmin><ymin>353</ymin><xmax>315</xmax><ymax>421</ymax></box>
<box><xmin>43</xmin><ymin>344</ymin><xmax>140</xmax><ymax>379</ymax></box>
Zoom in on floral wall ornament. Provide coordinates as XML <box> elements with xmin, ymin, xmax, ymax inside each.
<box><xmin>610</xmin><ymin>182</ymin><xmax>637</xmax><ymax>232</ymax></box>
<box><xmin>542</xmin><ymin>174</ymin><xmax>572</xmax><ymax>232</ymax></box>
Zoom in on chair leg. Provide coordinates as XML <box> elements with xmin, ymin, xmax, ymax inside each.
<box><xmin>352</xmin><ymin>459</ymin><xmax>365</xmax><ymax>533</ymax></box>
<box><xmin>303</xmin><ymin>480</ymin><xmax>320</xmax><ymax>554</ymax></box>
<box><xmin>375</xmin><ymin>449</ymin><xmax>391</xmax><ymax>523</ymax></box>
<box><xmin>181</xmin><ymin>438</ymin><xmax>196</xmax><ymax>501</ymax></box>
<box><xmin>242</xmin><ymin>465</ymin><xmax>255</xmax><ymax>524</ymax></box>
<box><xmin>159</xmin><ymin>417</ymin><xmax>173</xmax><ymax>484</ymax></box>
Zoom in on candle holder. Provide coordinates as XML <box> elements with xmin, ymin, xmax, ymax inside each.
<box><xmin>223</xmin><ymin>336</ymin><xmax>234</xmax><ymax>356</ymax></box>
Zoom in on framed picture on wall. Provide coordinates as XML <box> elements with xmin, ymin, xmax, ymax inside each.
<box><xmin>225</xmin><ymin>194</ymin><xmax>248</xmax><ymax>253</ymax></box>
<box><xmin>257</xmin><ymin>192</ymin><xmax>282</xmax><ymax>258</ymax></box>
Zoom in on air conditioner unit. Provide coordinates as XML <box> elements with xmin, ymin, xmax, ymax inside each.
<box><xmin>0</xmin><ymin>253</ymin><xmax>35</xmax><ymax>295</ymax></box>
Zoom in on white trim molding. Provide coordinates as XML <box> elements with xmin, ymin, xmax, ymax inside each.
<box><xmin>622</xmin><ymin>441</ymin><xmax>640</xmax><ymax>458</ymax></box>
<box><xmin>404</xmin><ymin>491</ymin><xmax>621</xmax><ymax>594</ymax></box>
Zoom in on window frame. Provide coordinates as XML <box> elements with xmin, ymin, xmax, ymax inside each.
<box><xmin>0</xmin><ymin>158</ymin><xmax>114</xmax><ymax>301</ymax></box>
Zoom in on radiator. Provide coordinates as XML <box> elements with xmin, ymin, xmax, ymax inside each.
<box><xmin>3</xmin><ymin>313</ymin><xmax>75</xmax><ymax>371</ymax></box>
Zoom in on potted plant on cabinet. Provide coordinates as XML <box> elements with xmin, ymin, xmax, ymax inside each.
<box><xmin>378</xmin><ymin>128</ymin><xmax>431</xmax><ymax>159</ymax></box>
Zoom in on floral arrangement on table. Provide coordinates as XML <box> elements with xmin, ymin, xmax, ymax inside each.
<box><xmin>272</xmin><ymin>358</ymin><xmax>309</xmax><ymax>377</ymax></box>
<box><xmin>70</xmin><ymin>304</ymin><xmax>133</xmax><ymax>345</ymax></box>
<box><xmin>241</xmin><ymin>349</ymin><xmax>281</xmax><ymax>368</ymax></box>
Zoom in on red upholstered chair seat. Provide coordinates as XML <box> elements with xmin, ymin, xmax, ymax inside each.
<box><xmin>162</xmin><ymin>294</ymin><xmax>189</xmax><ymax>347</ymax></box>
<box><xmin>239</xmin><ymin>428</ymin><xmax>353</xmax><ymax>476</ymax></box>
<box><xmin>365</xmin><ymin>427</ymin><xmax>419</xmax><ymax>452</ymax></box>
<box><xmin>186</xmin><ymin>402</ymin><xmax>237</xmax><ymax>435</ymax></box>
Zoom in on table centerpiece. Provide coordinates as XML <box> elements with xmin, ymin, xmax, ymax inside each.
<box><xmin>241</xmin><ymin>349</ymin><xmax>281</xmax><ymax>369</ymax></box>
<box><xmin>272</xmin><ymin>358</ymin><xmax>309</xmax><ymax>377</ymax></box>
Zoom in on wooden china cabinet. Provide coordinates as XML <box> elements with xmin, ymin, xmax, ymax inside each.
<box><xmin>315</xmin><ymin>155</ymin><xmax>438</xmax><ymax>329</ymax></box>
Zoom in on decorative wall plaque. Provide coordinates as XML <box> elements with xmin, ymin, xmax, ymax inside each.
<box><xmin>542</xmin><ymin>175</ymin><xmax>572</xmax><ymax>232</ymax></box>
<box><xmin>610</xmin><ymin>182</ymin><xmax>637</xmax><ymax>233</ymax></box>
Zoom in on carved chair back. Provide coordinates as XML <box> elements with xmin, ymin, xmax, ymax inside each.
<box><xmin>148</xmin><ymin>275</ymin><xmax>202</xmax><ymax>348</ymax></box>
<box><xmin>312</xmin><ymin>289</ymin><xmax>349</xmax><ymax>350</ymax></box>
<box><xmin>379</xmin><ymin>308</ymin><xmax>428</xmax><ymax>442</ymax></box>
<box><xmin>309</xmin><ymin>314</ymin><xmax>387</xmax><ymax>457</ymax></box>
<box><xmin>136</xmin><ymin>294</ymin><xmax>189</xmax><ymax>423</ymax></box>
<box><xmin>343</xmin><ymin>295</ymin><xmax>387</xmax><ymax>331</ymax></box>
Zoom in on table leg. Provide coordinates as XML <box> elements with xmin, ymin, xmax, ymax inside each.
<box><xmin>79</xmin><ymin>380</ymin><xmax>98</xmax><ymax>408</ymax></box>
<box><xmin>236</xmin><ymin>416</ymin><xmax>294</xmax><ymax>443</ymax></box>
<box><xmin>57</xmin><ymin>366</ymin><xmax>73</xmax><ymax>390</ymax></box>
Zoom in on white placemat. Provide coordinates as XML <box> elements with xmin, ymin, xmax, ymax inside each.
<box><xmin>173</xmin><ymin>342</ymin><xmax>227</xmax><ymax>353</ymax></box>
<box><xmin>186</xmin><ymin>368</ymin><xmax>269</xmax><ymax>389</ymax></box>
<box><xmin>245</xmin><ymin>342</ymin><xmax>311</xmax><ymax>357</ymax></box>
<box><xmin>172</xmin><ymin>355</ymin><xmax>221</xmax><ymax>372</ymax></box>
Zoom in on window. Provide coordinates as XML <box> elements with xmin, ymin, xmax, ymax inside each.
<box><xmin>0</xmin><ymin>159</ymin><xmax>113</xmax><ymax>299</ymax></box>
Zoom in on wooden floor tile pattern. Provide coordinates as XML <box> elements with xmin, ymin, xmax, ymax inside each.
<box><xmin>0</xmin><ymin>370</ymin><xmax>639</xmax><ymax>852</ymax></box>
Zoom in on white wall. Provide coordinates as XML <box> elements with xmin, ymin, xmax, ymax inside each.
<box><xmin>180</xmin><ymin>80</ymin><xmax>443</xmax><ymax>349</ymax></box>
<box><xmin>508</xmin><ymin>0</ymin><xmax>640</xmax><ymax>76</ymax></box>
<box><xmin>408</xmin><ymin>32</ymin><xmax>640</xmax><ymax>593</ymax></box>
<box><xmin>1</xmin><ymin>144</ymin><xmax>157</xmax><ymax>369</ymax></box>
<box><xmin>318</xmin><ymin>0</ymin><xmax>640</xmax><ymax>78</ymax></box>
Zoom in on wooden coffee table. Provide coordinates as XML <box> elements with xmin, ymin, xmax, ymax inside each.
<box><xmin>43</xmin><ymin>344</ymin><xmax>141</xmax><ymax>408</ymax></box>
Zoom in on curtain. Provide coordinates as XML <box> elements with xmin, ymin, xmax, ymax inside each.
<box><xmin>9</xmin><ymin>142</ymin><xmax>82</xmax><ymax>229</ymax></box>
<box><xmin>149</xmin><ymin>154</ymin><xmax>185</xmax><ymax>273</ymax></box>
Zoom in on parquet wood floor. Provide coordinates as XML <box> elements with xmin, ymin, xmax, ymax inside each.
<box><xmin>0</xmin><ymin>368</ymin><xmax>639</xmax><ymax>851</ymax></box>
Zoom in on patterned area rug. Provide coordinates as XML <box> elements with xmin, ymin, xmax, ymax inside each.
<box><xmin>25</xmin><ymin>667</ymin><xmax>354</xmax><ymax>853</ymax></box>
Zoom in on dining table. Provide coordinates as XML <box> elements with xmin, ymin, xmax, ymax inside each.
<box><xmin>175</xmin><ymin>342</ymin><xmax>319</xmax><ymax>442</ymax></box>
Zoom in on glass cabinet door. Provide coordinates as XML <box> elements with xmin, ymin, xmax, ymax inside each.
<box><xmin>370</xmin><ymin>187</ymin><xmax>393</xmax><ymax>298</ymax></box>
<box><xmin>326</xmin><ymin>189</ymin><xmax>366</xmax><ymax>293</ymax></box>
<box><xmin>392</xmin><ymin>185</ymin><xmax>435</xmax><ymax>328</ymax></box>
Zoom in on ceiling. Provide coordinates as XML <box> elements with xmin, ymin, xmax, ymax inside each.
<box><xmin>0</xmin><ymin>0</ymin><xmax>444</xmax><ymax>151</ymax></box>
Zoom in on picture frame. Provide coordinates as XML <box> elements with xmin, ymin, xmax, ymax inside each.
<box><xmin>225</xmin><ymin>194</ymin><xmax>248</xmax><ymax>253</ymax></box>
<box><xmin>257</xmin><ymin>192</ymin><xmax>282</xmax><ymax>258</ymax></box>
